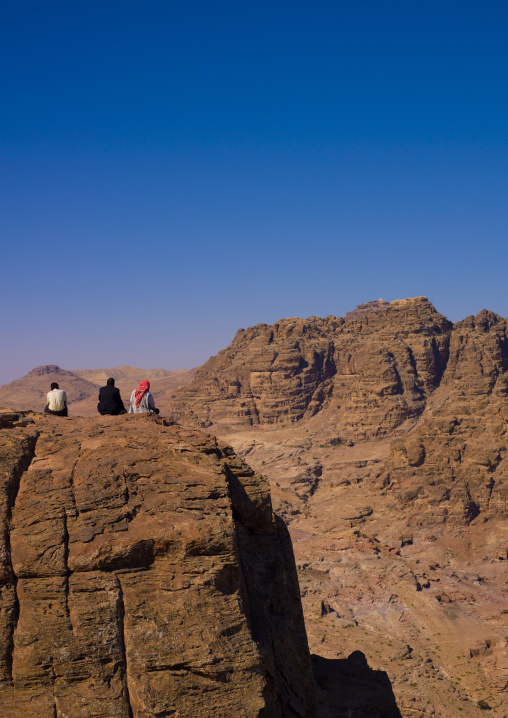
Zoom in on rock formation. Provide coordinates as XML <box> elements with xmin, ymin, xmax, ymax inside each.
<box><xmin>390</xmin><ymin>308</ymin><xmax>508</xmax><ymax>526</ymax></box>
<box><xmin>172</xmin><ymin>297</ymin><xmax>452</xmax><ymax>436</ymax></box>
<box><xmin>171</xmin><ymin>297</ymin><xmax>508</xmax><ymax>716</ymax></box>
<box><xmin>0</xmin><ymin>413</ymin><xmax>316</xmax><ymax>717</ymax></box>
<box><xmin>3</xmin><ymin>297</ymin><xmax>508</xmax><ymax>715</ymax></box>
<box><xmin>344</xmin><ymin>298</ymin><xmax>390</xmax><ymax>322</ymax></box>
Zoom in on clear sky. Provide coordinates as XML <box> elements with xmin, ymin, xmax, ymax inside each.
<box><xmin>1</xmin><ymin>1</ymin><xmax>508</xmax><ymax>385</ymax></box>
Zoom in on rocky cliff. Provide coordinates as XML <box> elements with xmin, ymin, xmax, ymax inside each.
<box><xmin>0</xmin><ymin>413</ymin><xmax>316</xmax><ymax>717</ymax></box>
<box><xmin>172</xmin><ymin>298</ymin><xmax>508</xmax><ymax>527</ymax></box>
<box><xmin>171</xmin><ymin>297</ymin><xmax>452</xmax><ymax>438</ymax></box>
<box><xmin>390</xmin><ymin>308</ymin><xmax>508</xmax><ymax>525</ymax></box>
<box><xmin>171</xmin><ymin>298</ymin><xmax>508</xmax><ymax>716</ymax></box>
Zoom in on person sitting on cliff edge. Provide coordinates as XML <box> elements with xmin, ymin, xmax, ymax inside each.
<box><xmin>44</xmin><ymin>382</ymin><xmax>68</xmax><ymax>417</ymax></box>
<box><xmin>128</xmin><ymin>380</ymin><xmax>159</xmax><ymax>415</ymax></box>
<box><xmin>97</xmin><ymin>377</ymin><xmax>126</xmax><ymax>416</ymax></box>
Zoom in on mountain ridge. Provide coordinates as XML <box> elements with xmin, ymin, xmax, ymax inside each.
<box><xmin>169</xmin><ymin>296</ymin><xmax>508</xmax><ymax>716</ymax></box>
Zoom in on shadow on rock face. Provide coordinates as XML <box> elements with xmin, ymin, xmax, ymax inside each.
<box><xmin>312</xmin><ymin>651</ymin><xmax>402</xmax><ymax>718</ymax></box>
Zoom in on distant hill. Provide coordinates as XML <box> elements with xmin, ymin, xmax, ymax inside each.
<box><xmin>72</xmin><ymin>366</ymin><xmax>197</xmax><ymax>415</ymax></box>
<box><xmin>0</xmin><ymin>365</ymin><xmax>100</xmax><ymax>413</ymax></box>
<box><xmin>72</xmin><ymin>365</ymin><xmax>191</xmax><ymax>385</ymax></box>
<box><xmin>0</xmin><ymin>364</ymin><xmax>196</xmax><ymax>416</ymax></box>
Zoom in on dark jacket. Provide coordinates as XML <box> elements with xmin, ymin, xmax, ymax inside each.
<box><xmin>97</xmin><ymin>385</ymin><xmax>126</xmax><ymax>415</ymax></box>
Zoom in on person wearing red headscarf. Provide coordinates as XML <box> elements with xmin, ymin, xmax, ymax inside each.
<box><xmin>128</xmin><ymin>380</ymin><xmax>159</xmax><ymax>414</ymax></box>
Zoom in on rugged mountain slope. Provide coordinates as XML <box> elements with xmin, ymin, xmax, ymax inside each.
<box><xmin>171</xmin><ymin>298</ymin><xmax>508</xmax><ymax>717</ymax></box>
<box><xmin>391</xmin><ymin>308</ymin><xmax>508</xmax><ymax>526</ymax></box>
<box><xmin>172</xmin><ymin>297</ymin><xmax>451</xmax><ymax>437</ymax></box>
<box><xmin>0</xmin><ymin>413</ymin><xmax>316</xmax><ymax>717</ymax></box>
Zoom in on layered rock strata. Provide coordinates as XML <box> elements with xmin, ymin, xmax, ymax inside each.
<box><xmin>391</xmin><ymin>309</ymin><xmax>508</xmax><ymax>524</ymax></box>
<box><xmin>172</xmin><ymin>297</ymin><xmax>452</xmax><ymax>437</ymax></box>
<box><xmin>172</xmin><ymin>299</ymin><xmax>508</xmax><ymax>525</ymax></box>
<box><xmin>170</xmin><ymin>298</ymin><xmax>508</xmax><ymax>715</ymax></box>
<box><xmin>0</xmin><ymin>413</ymin><xmax>315</xmax><ymax>717</ymax></box>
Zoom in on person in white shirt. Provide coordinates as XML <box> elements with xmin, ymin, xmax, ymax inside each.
<box><xmin>44</xmin><ymin>382</ymin><xmax>68</xmax><ymax>417</ymax></box>
<box><xmin>129</xmin><ymin>380</ymin><xmax>159</xmax><ymax>414</ymax></box>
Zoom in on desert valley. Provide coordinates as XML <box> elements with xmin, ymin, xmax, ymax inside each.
<box><xmin>1</xmin><ymin>297</ymin><xmax>507</xmax><ymax>717</ymax></box>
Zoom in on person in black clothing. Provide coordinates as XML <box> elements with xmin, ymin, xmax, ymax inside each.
<box><xmin>97</xmin><ymin>378</ymin><xmax>126</xmax><ymax>415</ymax></box>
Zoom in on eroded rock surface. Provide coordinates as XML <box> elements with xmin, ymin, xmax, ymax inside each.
<box><xmin>171</xmin><ymin>298</ymin><xmax>508</xmax><ymax>716</ymax></box>
<box><xmin>172</xmin><ymin>297</ymin><xmax>452</xmax><ymax>438</ymax></box>
<box><xmin>344</xmin><ymin>299</ymin><xmax>390</xmax><ymax>322</ymax></box>
<box><xmin>0</xmin><ymin>414</ymin><xmax>315</xmax><ymax>717</ymax></box>
<box><xmin>391</xmin><ymin>308</ymin><xmax>508</xmax><ymax>525</ymax></box>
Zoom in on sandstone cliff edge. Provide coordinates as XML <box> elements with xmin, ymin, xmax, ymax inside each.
<box><xmin>0</xmin><ymin>413</ymin><xmax>316</xmax><ymax>717</ymax></box>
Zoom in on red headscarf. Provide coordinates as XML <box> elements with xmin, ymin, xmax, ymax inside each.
<box><xmin>135</xmin><ymin>380</ymin><xmax>150</xmax><ymax>408</ymax></box>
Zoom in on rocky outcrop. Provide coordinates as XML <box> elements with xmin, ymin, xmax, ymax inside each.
<box><xmin>344</xmin><ymin>299</ymin><xmax>390</xmax><ymax>322</ymax></box>
<box><xmin>390</xmin><ymin>309</ymin><xmax>508</xmax><ymax>523</ymax></box>
<box><xmin>172</xmin><ymin>297</ymin><xmax>452</xmax><ymax>438</ymax></box>
<box><xmin>170</xmin><ymin>298</ymin><xmax>508</xmax><ymax>715</ymax></box>
<box><xmin>0</xmin><ymin>413</ymin><xmax>316</xmax><ymax>717</ymax></box>
<box><xmin>4</xmin><ymin>298</ymin><xmax>508</xmax><ymax>716</ymax></box>
<box><xmin>172</xmin><ymin>299</ymin><xmax>508</xmax><ymax>525</ymax></box>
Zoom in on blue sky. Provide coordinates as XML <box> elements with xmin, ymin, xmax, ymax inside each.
<box><xmin>1</xmin><ymin>1</ymin><xmax>507</xmax><ymax>384</ymax></box>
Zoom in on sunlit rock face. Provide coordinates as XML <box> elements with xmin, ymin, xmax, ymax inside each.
<box><xmin>172</xmin><ymin>298</ymin><xmax>508</xmax><ymax>716</ymax></box>
<box><xmin>172</xmin><ymin>297</ymin><xmax>452</xmax><ymax>437</ymax></box>
<box><xmin>0</xmin><ymin>413</ymin><xmax>316</xmax><ymax>718</ymax></box>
